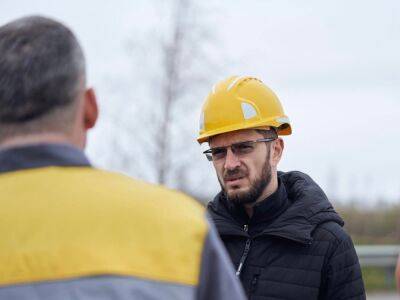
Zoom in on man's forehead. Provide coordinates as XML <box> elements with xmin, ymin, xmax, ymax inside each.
<box><xmin>209</xmin><ymin>128</ymin><xmax>266</xmax><ymax>147</ymax></box>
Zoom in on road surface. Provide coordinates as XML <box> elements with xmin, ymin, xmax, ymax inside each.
<box><xmin>368</xmin><ymin>292</ymin><xmax>398</xmax><ymax>299</ymax></box>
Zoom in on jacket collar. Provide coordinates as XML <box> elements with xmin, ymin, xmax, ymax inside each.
<box><xmin>217</xmin><ymin>178</ymin><xmax>290</xmax><ymax>228</ymax></box>
<box><xmin>0</xmin><ymin>143</ymin><xmax>91</xmax><ymax>173</ymax></box>
<box><xmin>208</xmin><ymin>171</ymin><xmax>344</xmax><ymax>244</ymax></box>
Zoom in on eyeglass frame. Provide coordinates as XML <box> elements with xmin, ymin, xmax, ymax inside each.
<box><xmin>203</xmin><ymin>136</ymin><xmax>277</xmax><ymax>162</ymax></box>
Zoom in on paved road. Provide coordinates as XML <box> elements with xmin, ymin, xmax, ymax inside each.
<box><xmin>368</xmin><ymin>293</ymin><xmax>399</xmax><ymax>299</ymax></box>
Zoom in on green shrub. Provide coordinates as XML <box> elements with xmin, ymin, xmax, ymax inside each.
<box><xmin>362</xmin><ymin>266</ymin><xmax>396</xmax><ymax>291</ymax></box>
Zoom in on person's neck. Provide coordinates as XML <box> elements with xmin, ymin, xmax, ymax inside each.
<box><xmin>244</xmin><ymin>175</ymin><xmax>278</xmax><ymax>218</ymax></box>
<box><xmin>0</xmin><ymin>133</ymin><xmax>81</xmax><ymax>151</ymax></box>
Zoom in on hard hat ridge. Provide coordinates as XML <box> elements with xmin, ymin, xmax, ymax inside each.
<box><xmin>197</xmin><ymin>75</ymin><xmax>291</xmax><ymax>144</ymax></box>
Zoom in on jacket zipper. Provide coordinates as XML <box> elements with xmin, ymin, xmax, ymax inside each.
<box><xmin>236</xmin><ymin>224</ymin><xmax>251</xmax><ymax>277</ymax></box>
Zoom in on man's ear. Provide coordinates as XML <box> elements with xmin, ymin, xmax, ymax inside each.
<box><xmin>271</xmin><ymin>138</ymin><xmax>284</xmax><ymax>166</ymax></box>
<box><xmin>83</xmin><ymin>88</ymin><xmax>98</xmax><ymax>130</ymax></box>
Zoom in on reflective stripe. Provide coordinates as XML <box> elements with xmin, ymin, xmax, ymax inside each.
<box><xmin>0</xmin><ymin>275</ymin><xmax>195</xmax><ymax>300</ymax></box>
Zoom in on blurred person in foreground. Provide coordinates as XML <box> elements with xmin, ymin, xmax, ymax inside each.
<box><xmin>197</xmin><ymin>76</ymin><xmax>366</xmax><ymax>299</ymax></box>
<box><xmin>0</xmin><ymin>16</ymin><xmax>246</xmax><ymax>300</ymax></box>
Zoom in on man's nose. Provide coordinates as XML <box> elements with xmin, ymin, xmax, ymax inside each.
<box><xmin>224</xmin><ymin>148</ymin><xmax>241</xmax><ymax>170</ymax></box>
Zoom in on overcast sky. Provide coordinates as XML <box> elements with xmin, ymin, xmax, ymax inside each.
<box><xmin>1</xmin><ymin>0</ymin><xmax>399</xmax><ymax>204</ymax></box>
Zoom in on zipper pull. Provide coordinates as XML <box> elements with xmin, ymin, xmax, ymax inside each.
<box><xmin>235</xmin><ymin>262</ymin><xmax>244</xmax><ymax>276</ymax></box>
<box><xmin>243</xmin><ymin>224</ymin><xmax>248</xmax><ymax>232</ymax></box>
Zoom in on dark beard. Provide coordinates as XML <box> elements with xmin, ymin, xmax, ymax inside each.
<box><xmin>220</xmin><ymin>152</ymin><xmax>272</xmax><ymax>205</ymax></box>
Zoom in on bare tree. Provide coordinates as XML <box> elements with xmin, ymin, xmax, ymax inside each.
<box><xmin>101</xmin><ymin>0</ymin><xmax>221</xmax><ymax>192</ymax></box>
<box><xmin>156</xmin><ymin>0</ymin><xmax>189</xmax><ymax>184</ymax></box>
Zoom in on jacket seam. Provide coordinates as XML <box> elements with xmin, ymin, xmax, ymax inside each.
<box><xmin>247</xmin><ymin>264</ymin><xmax>322</xmax><ymax>273</ymax></box>
<box><xmin>329</xmin><ymin>276</ymin><xmax>364</xmax><ymax>293</ymax></box>
<box><xmin>257</xmin><ymin>277</ymin><xmax>320</xmax><ymax>289</ymax></box>
<box><xmin>267</xmin><ymin>251</ymin><xmax>327</xmax><ymax>258</ymax></box>
<box><xmin>330</xmin><ymin>261</ymin><xmax>361</xmax><ymax>273</ymax></box>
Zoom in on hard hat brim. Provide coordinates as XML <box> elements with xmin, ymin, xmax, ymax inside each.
<box><xmin>197</xmin><ymin>119</ymin><xmax>291</xmax><ymax>144</ymax></box>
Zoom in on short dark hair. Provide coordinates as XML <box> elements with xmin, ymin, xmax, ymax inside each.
<box><xmin>0</xmin><ymin>16</ymin><xmax>85</xmax><ymax>137</ymax></box>
<box><xmin>256</xmin><ymin>128</ymin><xmax>278</xmax><ymax>139</ymax></box>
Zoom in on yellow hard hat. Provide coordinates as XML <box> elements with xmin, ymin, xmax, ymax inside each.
<box><xmin>197</xmin><ymin>76</ymin><xmax>292</xmax><ymax>144</ymax></box>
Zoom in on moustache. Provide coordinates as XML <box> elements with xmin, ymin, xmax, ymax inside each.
<box><xmin>223</xmin><ymin>168</ymin><xmax>248</xmax><ymax>181</ymax></box>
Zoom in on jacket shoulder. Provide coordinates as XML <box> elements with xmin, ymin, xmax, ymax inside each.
<box><xmin>312</xmin><ymin>221</ymin><xmax>359</xmax><ymax>268</ymax></box>
<box><xmin>312</xmin><ymin>220</ymin><xmax>350</xmax><ymax>244</ymax></box>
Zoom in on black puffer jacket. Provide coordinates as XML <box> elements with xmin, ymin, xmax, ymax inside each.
<box><xmin>208</xmin><ymin>171</ymin><xmax>365</xmax><ymax>300</ymax></box>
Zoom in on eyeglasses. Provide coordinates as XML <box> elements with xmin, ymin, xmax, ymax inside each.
<box><xmin>203</xmin><ymin>137</ymin><xmax>277</xmax><ymax>162</ymax></box>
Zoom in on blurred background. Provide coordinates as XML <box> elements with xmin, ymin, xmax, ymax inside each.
<box><xmin>1</xmin><ymin>0</ymin><xmax>399</xmax><ymax>297</ymax></box>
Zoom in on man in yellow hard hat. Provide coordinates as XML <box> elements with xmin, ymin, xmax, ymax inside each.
<box><xmin>0</xmin><ymin>16</ymin><xmax>246</xmax><ymax>300</ymax></box>
<box><xmin>198</xmin><ymin>76</ymin><xmax>365</xmax><ymax>299</ymax></box>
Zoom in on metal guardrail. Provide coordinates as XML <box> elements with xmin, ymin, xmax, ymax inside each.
<box><xmin>355</xmin><ymin>245</ymin><xmax>400</xmax><ymax>267</ymax></box>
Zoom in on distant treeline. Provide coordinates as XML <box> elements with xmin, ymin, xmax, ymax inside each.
<box><xmin>195</xmin><ymin>195</ymin><xmax>400</xmax><ymax>245</ymax></box>
<box><xmin>335</xmin><ymin>201</ymin><xmax>400</xmax><ymax>244</ymax></box>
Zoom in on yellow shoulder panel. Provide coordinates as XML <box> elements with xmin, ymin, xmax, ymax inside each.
<box><xmin>0</xmin><ymin>167</ymin><xmax>207</xmax><ymax>286</ymax></box>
